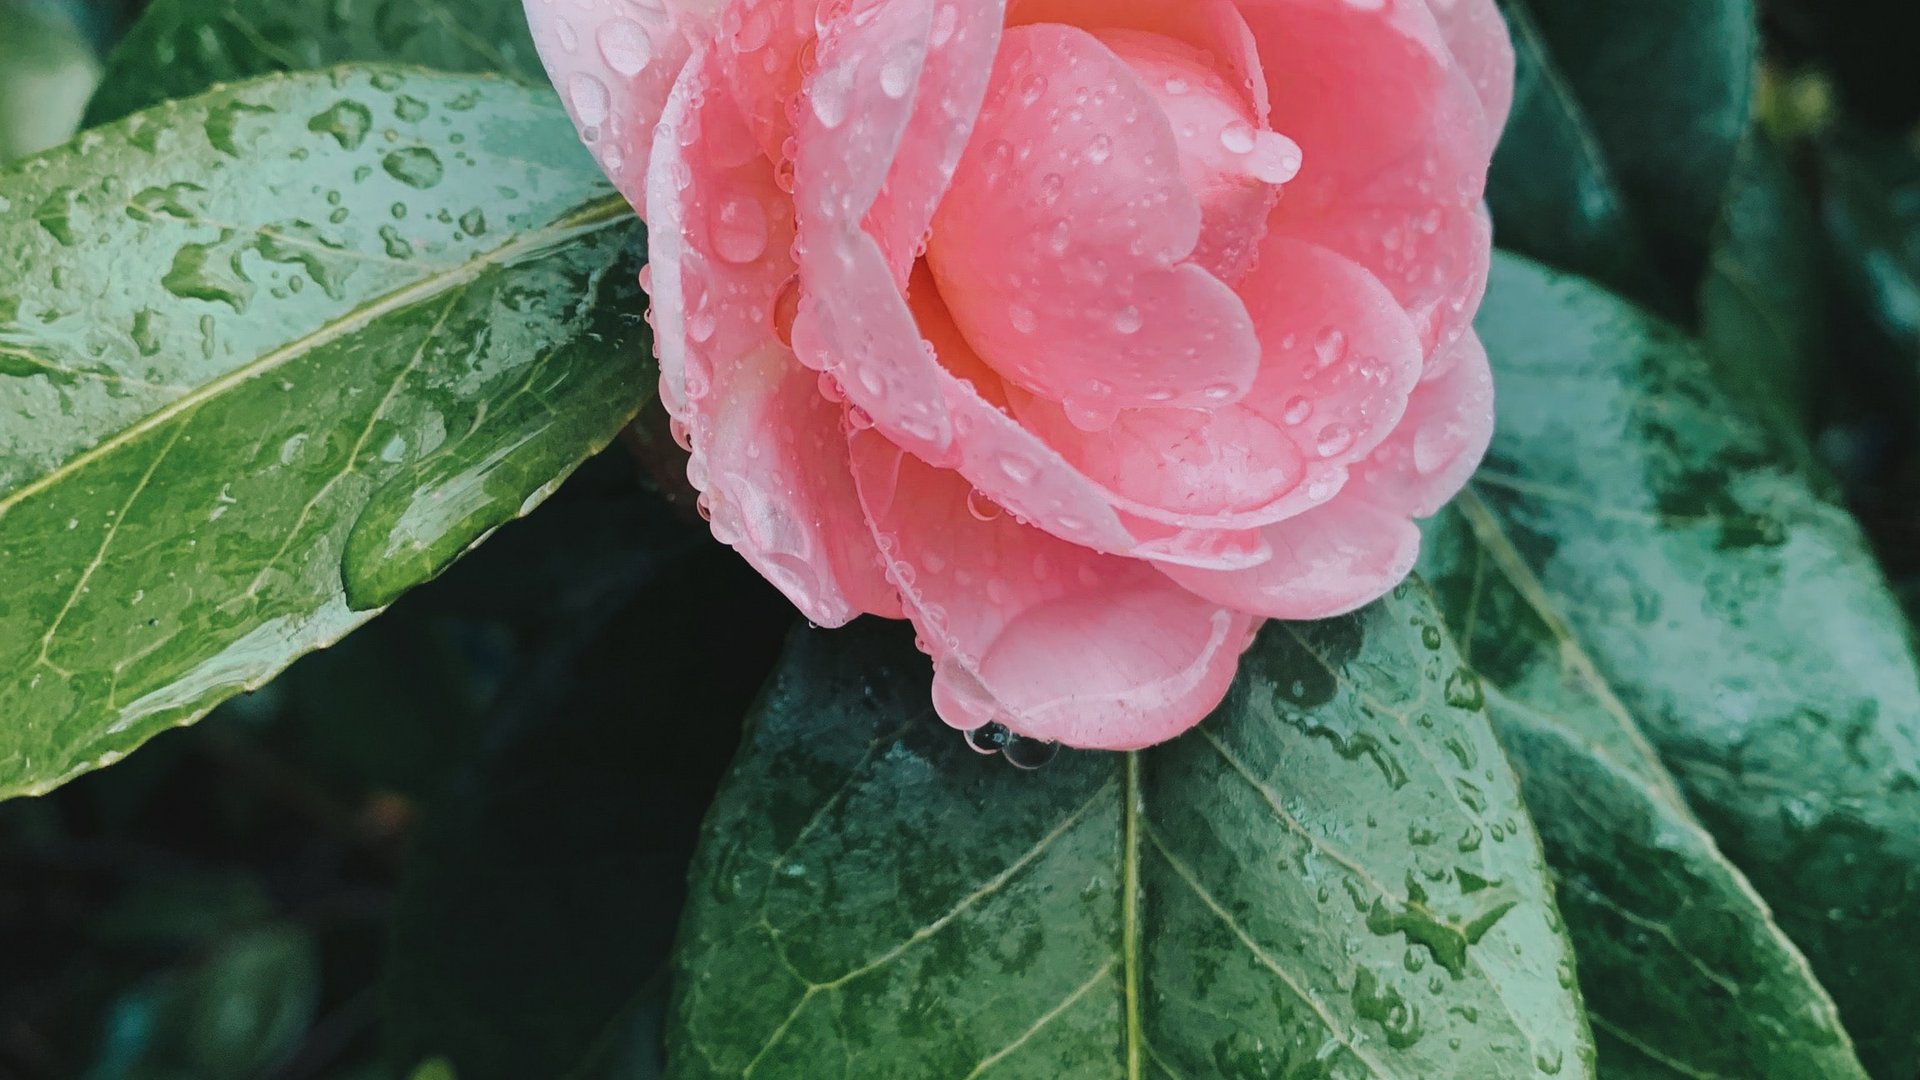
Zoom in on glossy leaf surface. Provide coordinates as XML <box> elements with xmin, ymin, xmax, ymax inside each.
<box><xmin>0</xmin><ymin>66</ymin><xmax>650</xmax><ymax>799</ymax></box>
<box><xmin>85</xmin><ymin>0</ymin><xmax>543</xmax><ymax>125</ymax></box>
<box><xmin>1490</xmin><ymin>0</ymin><xmax>1757</xmax><ymax>303</ymax></box>
<box><xmin>669</xmin><ymin>602</ymin><xmax>1594</xmax><ymax>1079</ymax></box>
<box><xmin>1423</xmin><ymin>497</ymin><xmax>1871</xmax><ymax>1079</ymax></box>
<box><xmin>1466</xmin><ymin>252</ymin><xmax>1920</xmax><ymax>1078</ymax></box>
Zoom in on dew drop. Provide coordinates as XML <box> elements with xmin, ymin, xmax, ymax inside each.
<box><xmin>1219</xmin><ymin>119</ymin><xmax>1257</xmax><ymax>155</ymax></box>
<box><xmin>598</xmin><ymin>18</ymin><xmax>654</xmax><ymax>77</ymax></box>
<box><xmin>966</xmin><ymin>488</ymin><xmax>1004</xmax><ymax>522</ymax></box>
<box><xmin>1316</xmin><ymin>422</ymin><xmax>1355</xmax><ymax>458</ymax></box>
<box><xmin>711</xmin><ymin>194</ymin><xmax>769</xmax><ymax>263</ymax></box>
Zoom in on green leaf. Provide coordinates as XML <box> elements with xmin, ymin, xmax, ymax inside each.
<box><xmin>669</xmin><ymin>601</ymin><xmax>1595</xmax><ymax>1079</ymax></box>
<box><xmin>1464</xmin><ymin>252</ymin><xmax>1920</xmax><ymax>1079</ymax></box>
<box><xmin>0</xmin><ymin>66</ymin><xmax>650</xmax><ymax>800</ymax></box>
<box><xmin>0</xmin><ymin>2</ymin><xmax>101</xmax><ymax>164</ymax></box>
<box><xmin>1698</xmin><ymin>132</ymin><xmax>1826</xmax><ymax>424</ymax></box>
<box><xmin>1421</xmin><ymin>500</ymin><xmax>1871</xmax><ymax>1079</ymax></box>
<box><xmin>1489</xmin><ymin>0</ymin><xmax>1757</xmax><ymax>304</ymax></box>
<box><xmin>85</xmin><ymin>0</ymin><xmax>544</xmax><ymax>127</ymax></box>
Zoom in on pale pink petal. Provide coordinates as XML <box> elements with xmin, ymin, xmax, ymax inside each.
<box><xmin>1243</xmin><ymin>0</ymin><xmax>1495</xmax><ymax>363</ymax></box>
<box><xmin>646</xmin><ymin>50</ymin><xmax>898</xmax><ymax>626</ymax></box>
<box><xmin>711</xmin><ymin>0</ymin><xmax>820</xmax><ymax>162</ymax></box>
<box><xmin>522</xmin><ymin>0</ymin><xmax>693</xmax><ymax>213</ymax></box>
<box><xmin>1006</xmin><ymin>0</ymin><xmax>1270</xmax><ymax>121</ymax></box>
<box><xmin>1158</xmin><ymin>497</ymin><xmax>1422</xmax><ymax>621</ymax></box>
<box><xmin>1422</xmin><ymin>0</ymin><xmax>1515</xmax><ymax>133</ymax></box>
<box><xmin>797</xmin><ymin>234</ymin><xmax>1313</xmax><ymax>561</ymax></box>
<box><xmin>782</xmin><ymin>0</ymin><xmax>1007</xmax><ymax>454</ymax></box>
<box><xmin>1228</xmin><ymin>234</ymin><xmax>1426</xmax><ymax>517</ymax></box>
<box><xmin>792</xmin><ymin>0</ymin><xmax>1005</xmax><ymax>278</ymax></box>
<box><xmin>849</xmin><ymin>431</ymin><xmax>1255</xmax><ymax>750</ymax></box>
<box><xmin>1008</xmin><ymin>236</ymin><xmax>1421</xmax><ymax>524</ymax></box>
<box><xmin>1013</xmin><ymin>395</ymin><xmax>1309</xmax><ymax>517</ymax></box>
<box><xmin>1091</xmin><ymin>28</ymin><xmax>1293</xmax><ymax>283</ymax></box>
<box><xmin>1350</xmin><ymin>330</ymin><xmax>1495</xmax><ymax>517</ymax></box>
<box><xmin>794</xmin><ymin>230</ymin><xmax>1133</xmax><ymax>552</ymax></box>
<box><xmin>861</xmin><ymin>0</ymin><xmax>1009</xmax><ymax>280</ymax></box>
<box><xmin>926</xmin><ymin>23</ymin><xmax>1261</xmax><ymax>416</ymax></box>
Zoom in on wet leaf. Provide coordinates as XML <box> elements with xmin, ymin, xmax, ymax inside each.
<box><xmin>85</xmin><ymin>0</ymin><xmax>543</xmax><ymax>126</ymax></box>
<box><xmin>1463</xmin><ymin>252</ymin><xmax>1920</xmax><ymax>1078</ymax></box>
<box><xmin>1490</xmin><ymin>0</ymin><xmax>1758</xmax><ymax>305</ymax></box>
<box><xmin>1422</xmin><ymin>499</ymin><xmax>1871</xmax><ymax>1079</ymax></box>
<box><xmin>0</xmin><ymin>66</ymin><xmax>650</xmax><ymax>800</ymax></box>
<box><xmin>668</xmin><ymin>602</ymin><xmax>1594</xmax><ymax>1079</ymax></box>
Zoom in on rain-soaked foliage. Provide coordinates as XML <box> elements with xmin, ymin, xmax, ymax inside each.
<box><xmin>2</xmin><ymin>0</ymin><xmax>1919</xmax><ymax>1078</ymax></box>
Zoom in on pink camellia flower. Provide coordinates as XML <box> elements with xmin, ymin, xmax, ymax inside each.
<box><xmin>525</xmin><ymin>0</ymin><xmax>1512</xmax><ymax>750</ymax></box>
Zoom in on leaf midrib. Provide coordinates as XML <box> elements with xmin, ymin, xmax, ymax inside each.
<box><xmin>0</xmin><ymin>191</ymin><xmax>634</xmax><ymax>519</ymax></box>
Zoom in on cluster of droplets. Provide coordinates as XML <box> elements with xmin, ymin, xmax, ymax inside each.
<box><xmin>962</xmin><ymin>721</ymin><xmax>1061</xmax><ymax>770</ymax></box>
<box><xmin>534</xmin><ymin>0</ymin><xmax>676</xmax><ymax>175</ymax></box>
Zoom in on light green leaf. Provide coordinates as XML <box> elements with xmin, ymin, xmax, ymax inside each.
<box><xmin>1422</xmin><ymin>498</ymin><xmax>1871</xmax><ymax>1080</ymax></box>
<box><xmin>669</xmin><ymin>599</ymin><xmax>1594</xmax><ymax>1079</ymax></box>
<box><xmin>85</xmin><ymin>0</ymin><xmax>543</xmax><ymax>126</ymax></box>
<box><xmin>1462</xmin><ymin>252</ymin><xmax>1920</xmax><ymax>1079</ymax></box>
<box><xmin>0</xmin><ymin>66</ymin><xmax>649</xmax><ymax>800</ymax></box>
<box><xmin>1489</xmin><ymin>0</ymin><xmax>1757</xmax><ymax>304</ymax></box>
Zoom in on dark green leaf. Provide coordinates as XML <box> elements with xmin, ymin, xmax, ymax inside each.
<box><xmin>669</xmin><ymin>600</ymin><xmax>1594</xmax><ymax>1079</ymax></box>
<box><xmin>1490</xmin><ymin>0</ymin><xmax>1757</xmax><ymax>303</ymax></box>
<box><xmin>0</xmin><ymin>66</ymin><xmax>650</xmax><ymax>800</ymax></box>
<box><xmin>1699</xmin><ymin>132</ymin><xmax>1826</xmax><ymax>423</ymax></box>
<box><xmin>1465</xmin><ymin>252</ymin><xmax>1920</xmax><ymax>1079</ymax></box>
<box><xmin>1422</xmin><ymin>499</ymin><xmax>1870</xmax><ymax>1079</ymax></box>
<box><xmin>85</xmin><ymin>0</ymin><xmax>544</xmax><ymax>126</ymax></box>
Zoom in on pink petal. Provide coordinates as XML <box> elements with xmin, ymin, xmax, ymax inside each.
<box><xmin>646</xmin><ymin>49</ymin><xmax>899</xmax><ymax>626</ymax></box>
<box><xmin>1091</xmin><ymin>28</ymin><xmax>1292</xmax><ymax>283</ymax></box>
<box><xmin>792</xmin><ymin>0</ymin><xmax>1005</xmax><ymax>278</ymax></box>
<box><xmin>794</xmin><ymin>230</ymin><xmax>1131</xmax><ymax>550</ymax></box>
<box><xmin>1422</xmin><ymin>0</ymin><xmax>1516</xmax><ymax>133</ymax></box>
<box><xmin>926</xmin><ymin>23</ymin><xmax>1261</xmax><ymax>416</ymax></box>
<box><xmin>848</xmin><ymin>431</ymin><xmax>1256</xmax><ymax>750</ymax></box>
<box><xmin>1006</xmin><ymin>0</ymin><xmax>1270</xmax><ymax>122</ymax></box>
<box><xmin>1243</xmin><ymin>0</ymin><xmax>1496</xmax><ymax>364</ymax></box>
<box><xmin>861</xmin><ymin>0</ymin><xmax>1009</xmax><ymax>281</ymax></box>
<box><xmin>1007</xmin><ymin>235</ymin><xmax>1421</xmax><ymax>524</ymax></box>
<box><xmin>1230</xmin><ymin>233</ymin><xmax>1426</xmax><ymax>517</ymax></box>
<box><xmin>796</xmin><ymin>233</ymin><xmax>1315</xmax><ymax>562</ymax></box>
<box><xmin>1013</xmin><ymin>395</ymin><xmax>1309</xmax><ymax>518</ymax></box>
<box><xmin>1158</xmin><ymin>496</ymin><xmax>1422</xmax><ymax>621</ymax></box>
<box><xmin>711</xmin><ymin>0</ymin><xmax>821</xmax><ymax>163</ymax></box>
<box><xmin>522</xmin><ymin>0</ymin><xmax>693</xmax><ymax>213</ymax></box>
<box><xmin>1350</xmin><ymin>330</ymin><xmax>1495</xmax><ymax>518</ymax></box>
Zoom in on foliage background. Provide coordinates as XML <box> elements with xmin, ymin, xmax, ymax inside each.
<box><xmin>0</xmin><ymin>0</ymin><xmax>1917</xmax><ymax>1077</ymax></box>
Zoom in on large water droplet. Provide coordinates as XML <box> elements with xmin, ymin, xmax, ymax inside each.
<box><xmin>711</xmin><ymin>194</ymin><xmax>769</xmax><ymax>264</ymax></box>
<box><xmin>598</xmin><ymin>18</ymin><xmax>654</xmax><ymax>77</ymax></box>
<box><xmin>382</xmin><ymin>147</ymin><xmax>443</xmax><ymax>189</ymax></box>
